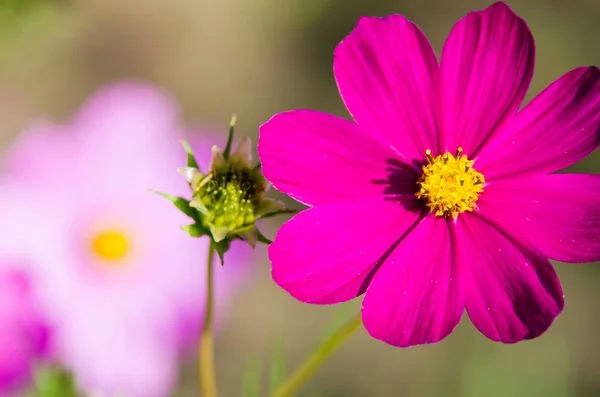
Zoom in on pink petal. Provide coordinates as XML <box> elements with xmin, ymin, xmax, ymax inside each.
<box><xmin>476</xmin><ymin>67</ymin><xmax>600</xmax><ymax>179</ymax></box>
<box><xmin>440</xmin><ymin>2</ymin><xmax>535</xmax><ymax>155</ymax></box>
<box><xmin>361</xmin><ymin>216</ymin><xmax>465</xmax><ymax>347</ymax></box>
<box><xmin>457</xmin><ymin>214</ymin><xmax>564</xmax><ymax>343</ymax></box>
<box><xmin>2</xmin><ymin>123</ymin><xmax>76</xmax><ymax>187</ymax></box>
<box><xmin>3</xmin><ymin>81</ymin><xmax>188</xmax><ymax>198</ymax></box>
<box><xmin>333</xmin><ymin>14</ymin><xmax>440</xmax><ymax>162</ymax></box>
<box><xmin>71</xmin><ymin>81</ymin><xmax>187</xmax><ymax>196</ymax></box>
<box><xmin>269</xmin><ymin>195</ymin><xmax>424</xmax><ymax>304</ymax></box>
<box><xmin>258</xmin><ymin>110</ymin><xmax>420</xmax><ymax>206</ymax></box>
<box><xmin>477</xmin><ymin>174</ymin><xmax>600</xmax><ymax>263</ymax></box>
<box><xmin>0</xmin><ymin>267</ymin><xmax>50</xmax><ymax>395</ymax></box>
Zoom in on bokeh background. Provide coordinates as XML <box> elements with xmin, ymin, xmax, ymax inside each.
<box><xmin>0</xmin><ymin>0</ymin><xmax>599</xmax><ymax>396</ymax></box>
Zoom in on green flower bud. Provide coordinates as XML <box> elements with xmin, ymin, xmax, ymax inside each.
<box><xmin>181</xmin><ymin>136</ymin><xmax>285</xmax><ymax>246</ymax></box>
<box><xmin>169</xmin><ymin>116</ymin><xmax>291</xmax><ymax>260</ymax></box>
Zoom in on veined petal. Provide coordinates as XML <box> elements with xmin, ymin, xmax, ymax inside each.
<box><xmin>361</xmin><ymin>216</ymin><xmax>464</xmax><ymax>347</ymax></box>
<box><xmin>476</xmin><ymin>67</ymin><xmax>600</xmax><ymax>179</ymax></box>
<box><xmin>269</xmin><ymin>195</ymin><xmax>424</xmax><ymax>304</ymax></box>
<box><xmin>334</xmin><ymin>14</ymin><xmax>440</xmax><ymax>161</ymax></box>
<box><xmin>440</xmin><ymin>2</ymin><xmax>535</xmax><ymax>155</ymax></box>
<box><xmin>477</xmin><ymin>174</ymin><xmax>600</xmax><ymax>263</ymax></box>
<box><xmin>457</xmin><ymin>214</ymin><xmax>564</xmax><ymax>343</ymax></box>
<box><xmin>258</xmin><ymin>110</ymin><xmax>420</xmax><ymax>206</ymax></box>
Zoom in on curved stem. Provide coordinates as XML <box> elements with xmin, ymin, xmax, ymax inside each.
<box><xmin>199</xmin><ymin>242</ymin><xmax>218</xmax><ymax>397</ymax></box>
<box><xmin>271</xmin><ymin>313</ymin><xmax>363</xmax><ymax>397</ymax></box>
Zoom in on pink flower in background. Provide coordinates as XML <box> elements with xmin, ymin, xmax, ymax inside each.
<box><xmin>0</xmin><ymin>82</ymin><xmax>252</xmax><ymax>396</ymax></box>
<box><xmin>259</xmin><ymin>2</ymin><xmax>600</xmax><ymax>347</ymax></box>
<box><xmin>0</xmin><ymin>265</ymin><xmax>50</xmax><ymax>396</ymax></box>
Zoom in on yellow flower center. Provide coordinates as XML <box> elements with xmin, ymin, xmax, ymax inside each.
<box><xmin>91</xmin><ymin>230</ymin><xmax>130</xmax><ymax>263</ymax></box>
<box><xmin>415</xmin><ymin>148</ymin><xmax>485</xmax><ymax>218</ymax></box>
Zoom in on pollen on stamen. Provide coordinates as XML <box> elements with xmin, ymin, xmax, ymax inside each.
<box><xmin>415</xmin><ymin>148</ymin><xmax>485</xmax><ymax>218</ymax></box>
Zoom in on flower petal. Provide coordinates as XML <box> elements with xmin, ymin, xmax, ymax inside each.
<box><xmin>457</xmin><ymin>214</ymin><xmax>564</xmax><ymax>343</ymax></box>
<box><xmin>258</xmin><ymin>110</ymin><xmax>420</xmax><ymax>206</ymax></box>
<box><xmin>440</xmin><ymin>2</ymin><xmax>535</xmax><ymax>155</ymax></box>
<box><xmin>476</xmin><ymin>67</ymin><xmax>600</xmax><ymax>179</ymax></box>
<box><xmin>477</xmin><ymin>174</ymin><xmax>600</xmax><ymax>263</ymax></box>
<box><xmin>269</xmin><ymin>195</ymin><xmax>424</xmax><ymax>304</ymax></box>
<box><xmin>2</xmin><ymin>123</ymin><xmax>80</xmax><ymax>188</ymax></box>
<box><xmin>361</xmin><ymin>216</ymin><xmax>464</xmax><ymax>347</ymax></box>
<box><xmin>334</xmin><ymin>14</ymin><xmax>440</xmax><ymax>161</ymax></box>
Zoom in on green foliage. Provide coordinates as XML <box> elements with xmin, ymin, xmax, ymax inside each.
<box><xmin>28</xmin><ymin>366</ymin><xmax>79</xmax><ymax>397</ymax></box>
<box><xmin>153</xmin><ymin>191</ymin><xmax>200</xmax><ymax>221</ymax></box>
<box><xmin>317</xmin><ymin>302</ymin><xmax>359</xmax><ymax>349</ymax></box>
<box><xmin>180</xmin><ymin>223</ymin><xmax>208</xmax><ymax>237</ymax></box>
<box><xmin>258</xmin><ymin>209</ymin><xmax>298</xmax><ymax>219</ymax></box>
<box><xmin>240</xmin><ymin>337</ymin><xmax>289</xmax><ymax>397</ymax></box>
<box><xmin>181</xmin><ymin>139</ymin><xmax>199</xmax><ymax>169</ymax></box>
<box><xmin>269</xmin><ymin>336</ymin><xmax>287</xmax><ymax>394</ymax></box>
<box><xmin>242</xmin><ymin>356</ymin><xmax>262</xmax><ymax>397</ymax></box>
<box><xmin>222</xmin><ymin>114</ymin><xmax>237</xmax><ymax>161</ymax></box>
<box><xmin>0</xmin><ymin>0</ymin><xmax>43</xmax><ymax>15</ymax></box>
<box><xmin>213</xmin><ymin>238</ymin><xmax>231</xmax><ymax>266</ymax></box>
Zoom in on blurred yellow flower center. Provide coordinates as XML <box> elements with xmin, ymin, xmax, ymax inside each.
<box><xmin>91</xmin><ymin>230</ymin><xmax>129</xmax><ymax>262</ymax></box>
<box><xmin>416</xmin><ymin>148</ymin><xmax>485</xmax><ymax>218</ymax></box>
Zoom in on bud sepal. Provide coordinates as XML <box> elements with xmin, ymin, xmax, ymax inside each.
<box><xmin>159</xmin><ymin>115</ymin><xmax>291</xmax><ymax>265</ymax></box>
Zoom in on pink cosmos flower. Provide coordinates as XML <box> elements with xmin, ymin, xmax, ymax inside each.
<box><xmin>0</xmin><ymin>265</ymin><xmax>51</xmax><ymax>396</ymax></box>
<box><xmin>0</xmin><ymin>82</ymin><xmax>252</xmax><ymax>396</ymax></box>
<box><xmin>258</xmin><ymin>2</ymin><xmax>600</xmax><ymax>347</ymax></box>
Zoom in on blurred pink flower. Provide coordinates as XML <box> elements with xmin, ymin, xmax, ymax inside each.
<box><xmin>0</xmin><ymin>264</ymin><xmax>50</xmax><ymax>396</ymax></box>
<box><xmin>259</xmin><ymin>2</ymin><xmax>600</xmax><ymax>347</ymax></box>
<box><xmin>0</xmin><ymin>82</ymin><xmax>252</xmax><ymax>397</ymax></box>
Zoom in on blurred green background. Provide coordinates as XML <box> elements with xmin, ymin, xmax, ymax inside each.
<box><xmin>0</xmin><ymin>0</ymin><xmax>599</xmax><ymax>396</ymax></box>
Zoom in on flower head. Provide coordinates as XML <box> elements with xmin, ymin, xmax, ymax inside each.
<box><xmin>0</xmin><ymin>82</ymin><xmax>252</xmax><ymax>396</ymax></box>
<box><xmin>174</xmin><ymin>116</ymin><xmax>286</xmax><ymax>255</ymax></box>
<box><xmin>258</xmin><ymin>2</ymin><xmax>600</xmax><ymax>347</ymax></box>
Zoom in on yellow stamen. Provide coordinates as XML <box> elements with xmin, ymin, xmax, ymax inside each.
<box><xmin>415</xmin><ymin>147</ymin><xmax>485</xmax><ymax>218</ymax></box>
<box><xmin>91</xmin><ymin>230</ymin><xmax>129</xmax><ymax>263</ymax></box>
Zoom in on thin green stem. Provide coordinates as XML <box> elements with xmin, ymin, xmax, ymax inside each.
<box><xmin>270</xmin><ymin>313</ymin><xmax>363</xmax><ymax>397</ymax></box>
<box><xmin>199</xmin><ymin>242</ymin><xmax>218</xmax><ymax>397</ymax></box>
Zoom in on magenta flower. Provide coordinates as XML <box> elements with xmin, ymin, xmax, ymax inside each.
<box><xmin>258</xmin><ymin>2</ymin><xmax>600</xmax><ymax>347</ymax></box>
<box><xmin>0</xmin><ymin>265</ymin><xmax>50</xmax><ymax>396</ymax></box>
<box><xmin>0</xmin><ymin>82</ymin><xmax>252</xmax><ymax>396</ymax></box>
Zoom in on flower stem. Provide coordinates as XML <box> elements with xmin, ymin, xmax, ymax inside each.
<box><xmin>270</xmin><ymin>313</ymin><xmax>363</xmax><ymax>397</ymax></box>
<box><xmin>199</xmin><ymin>242</ymin><xmax>218</xmax><ymax>397</ymax></box>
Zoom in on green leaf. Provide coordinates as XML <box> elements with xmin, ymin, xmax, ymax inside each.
<box><xmin>181</xmin><ymin>140</ymin><xmax>199</xmax><ymax>169</ymax></box>
<box><xmin>258</xmin><ymin>209</ymin><xmax>299</xmax><ymax>220</ymax></box>
<box><xmin>213</xmin><ymin>238</ymin><xmax>231</xmax><ymax>266</ymax></box>
<box><xmin>256</xmin><ymin>229</ymin><xmax>273</xmax><ymax>245</ymax></box>
<box><xmin>242</xmin><ymin>356</ymin><xmax>262</xmax><ymax>397</ymax></box>
<box><xmin>152</xmin><ymin>191</ymin><xmax>198</xmax><ymax>221</ymax></box>
<box><xmin>180</xmin><ymin>223</ymin><xmax>208</xmax><ymax>238</ymax></box>
<box><xmin>223</xmin><ymin>114</ymin><xmax>237</xmax><ymax>161</ymax></box>
<box><xmin>269</xmin><ymin>336</ymin><xmax>287</xmax><ymax>393</ymax></box>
